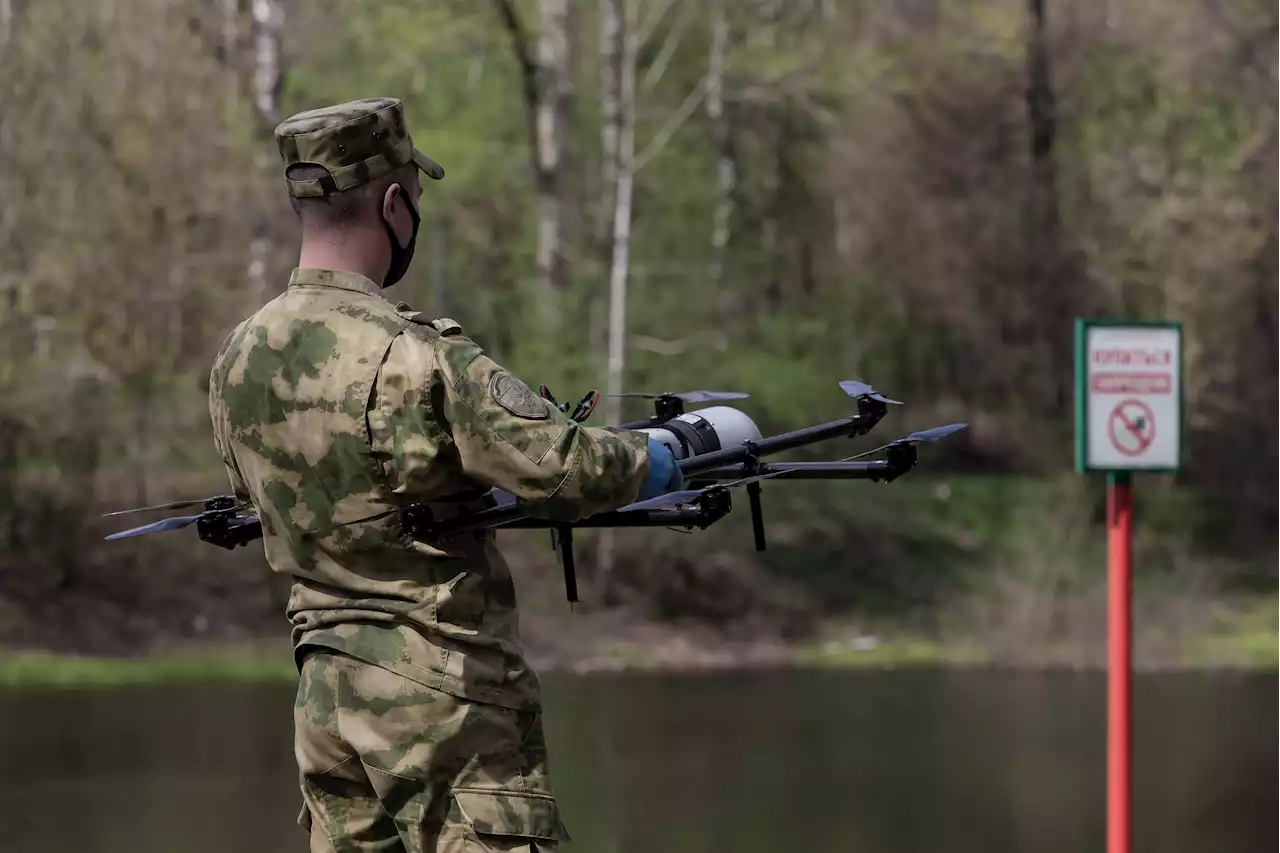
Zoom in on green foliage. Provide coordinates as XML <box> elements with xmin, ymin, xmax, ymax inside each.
<box><xmin>1067</xmin><ymin>44</ymin><xmax>1255</xmax><ymax>176</ymax></box>
<box><xmin>0</xmin><ymin>0</ymin><xmax>1273</xmax><ymax>661</ymax></box>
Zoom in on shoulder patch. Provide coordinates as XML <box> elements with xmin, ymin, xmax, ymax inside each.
<box><xmin>489</xmin><ymin>371</ymin><xmax>550</xmax><ymax>420</ymax></box>
<box><xmin>429</xmin><ymin>317</ymin><xmax>462</xmax><ymax>336</ymax></box>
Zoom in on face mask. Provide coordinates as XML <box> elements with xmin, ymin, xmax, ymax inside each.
<box><xmin>381</xmin><ymin>184</ymin><xmax>421</xmax><ymax>288</ymax></box>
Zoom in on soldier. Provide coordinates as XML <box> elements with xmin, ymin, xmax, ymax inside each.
<box><xmin>208</xmin><ymin>97</ymin><xmax>683</xmax><ymax>852</ymax></box>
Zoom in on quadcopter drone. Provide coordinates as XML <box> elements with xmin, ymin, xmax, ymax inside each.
<box><xmin>102</xmin><ymin>380</ymin><xmax>966</xmax><ymax>602</ymax></box>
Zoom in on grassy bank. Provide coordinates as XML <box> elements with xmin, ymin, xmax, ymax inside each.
<box><xmin>2</xmin><ymin>601</ymin><xmax>1272</xmax><ymax>690</ymax></box>
<box><xmin>0</xmin><ymin>644</ymin><xmax>298</xmax><ymax>689</ymax></box>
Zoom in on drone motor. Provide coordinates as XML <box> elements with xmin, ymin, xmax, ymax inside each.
<box><xmin>636</xmin><ymin>405</ymin><xmax>763</xmax><ymax>462</ymax></box>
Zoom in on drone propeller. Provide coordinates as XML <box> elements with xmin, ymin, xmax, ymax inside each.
<box><xmin>611</xmin><ymin>390</ymin><xmax>749</xmax><ymax>403</ymax></box>
<box><xmin>894</xmin><ymin>423</ymin><xmax>968</xmax><ymax>444</ymax></box>
<box><xmin>102</xmin><ymin>492</ymin><xmax>250</xmax><ymax>542</ymax></box>
<box><xmin>102</xmin><ymin>495</ymin><xmax>233</xmax><ymax>517</ymax></box>
<box><xmin>838</xmin><ymin>380</ymin><xmax>903</xmax><ymax>406</ymax></box>
<box><xmin>103</xmin><ymin>513</ymin><xmax>206</xmax><ymax>540</ymax></box>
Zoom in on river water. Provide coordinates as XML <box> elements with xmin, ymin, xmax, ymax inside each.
<box><xmin>0</xmin><ymin>668</ymin><xmax>1274</xmax><ymax>852</ymax></box>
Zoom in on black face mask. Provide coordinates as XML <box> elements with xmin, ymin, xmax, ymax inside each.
<box><xmin>381</xmin><ymin>185</ymin><xmax>421</xmax><ymax>288</ymax></box>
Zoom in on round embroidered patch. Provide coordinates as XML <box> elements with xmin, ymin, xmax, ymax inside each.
<box><xmin>489</xmin><ymin>371</ymin><xmax>549</xmax><ymax>420</ymax></box>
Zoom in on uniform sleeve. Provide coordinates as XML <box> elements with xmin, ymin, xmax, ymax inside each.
<box><xmin>430</xmin><ymin>333</ymin><xmax>652</xmax><ymax>521</ymax></box>
<box><xmin>208</xmin><ymin>329</ymin><xmax>254</xmax><ymax>506</ymax></box>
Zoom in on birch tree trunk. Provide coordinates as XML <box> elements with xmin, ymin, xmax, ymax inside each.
<box><xmin>595</xmin><ymin>0</ymin><xmax>638</xmax><ymax>600</ymax></box>
<box><xmin>250</xmin><ymin>0</ymin><xmax>282</xmax><ymax>306</ymax></box>
<box><xmin>222</xmin><ymin>0</ymin><xmax>241</xmax><ymax>77</ymax></box>
<box><xmin>597</xmin><ymin>0</ymin><xmax>621</xmax><ymax>251</ymax></box>
<box><xmin>0</xmin><ymin>0</ymin><xmax>12</xmax><ymax>56</ymax></box>
<box><xmin>593</xmin><ymin>0</ymin><xmax>621</xmax><ymax>361</ymax></box>
<box><xmin>535</xmin><ymin>0</ymin><xmax>571</xmax><ymax>320</ymax></box>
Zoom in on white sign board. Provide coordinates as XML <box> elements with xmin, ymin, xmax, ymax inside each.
<box><xmin>1077</xmin><ymin>322</ymin><xmax>1182</xmax><ymax>472</ymax></box>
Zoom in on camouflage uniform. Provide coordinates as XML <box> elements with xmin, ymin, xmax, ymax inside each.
<box><xmin>208</xmin><ymin>98</ymin><xmax>653</xmax><ymax>852</ymax></box>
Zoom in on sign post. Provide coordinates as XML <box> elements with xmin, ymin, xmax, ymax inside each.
<box><xmin>1074</xmin><ymin>319</ymin><xmax>1183</xmax><ymax>853</ymax></box>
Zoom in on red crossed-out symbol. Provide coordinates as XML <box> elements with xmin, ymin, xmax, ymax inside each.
<box><xmin>1108</xmin><ymin>398</ymin><xmax>1155</xmax><ymax>456</ymax></box>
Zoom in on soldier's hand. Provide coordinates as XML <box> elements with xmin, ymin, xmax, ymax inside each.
<box><xmin>636</xmin><ymin>439</ymin><xmax>683</xmax><ymax>501</ymax></box>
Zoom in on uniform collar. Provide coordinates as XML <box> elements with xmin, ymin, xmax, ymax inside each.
<box><xmin>288</xmin><ymin>267</ymin><xmax>384</xmax><ymax>298</ymax></box>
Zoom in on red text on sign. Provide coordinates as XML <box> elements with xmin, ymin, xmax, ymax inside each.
<box><xmin>1091</xmin><ymin>372</ymin><xmax>1172</xmax><ymax>395</ymax></box>
<box><xmin>1092</xmin><ymin>348</ymin><xmax>1172</xmax><ymax>367</ymax></box>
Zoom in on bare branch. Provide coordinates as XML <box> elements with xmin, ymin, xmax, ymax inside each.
<box><xmin>640</xmin><ymin>0</ymin><xmax>695</xmax><ymax>92</ymax></box>
<box><xmin>633</xmin><ymin>72</ymin><xmax>709</xmax><ymax>172</ymax></box>
<box><xmin>635</xmin><ymin>0</ymin><xmax>677</xmax><ymax>49</ymax></box>
<box><xmin>491</xmin><ymin>0</ymin><xmax>543</xmax><ymax>183</ymax></box>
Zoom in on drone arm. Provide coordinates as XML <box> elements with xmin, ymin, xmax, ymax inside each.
<box><xmin>689</xmin><ymin>460</ymin><xmax>896</xmax><ymax>482</ymax></box>
<box><xmin>678</xmin><ymin>409</ymin><xmax>887</xmax><ymax>477</ymax></box>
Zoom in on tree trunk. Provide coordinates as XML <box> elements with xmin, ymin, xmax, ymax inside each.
<box><xmin>0</xmin><ymin>0</ymin><xmax>12</xmax><ymax>56</ymax></box>
<box><xmin>535</xmin><ymin>0</ymin><xmax>571</xmax><ymax>317</ymax></box>
<box><xmin>593</xmin><ymin>0</ymin><xmax>622</xmax><ymax>358</ymax></box>
<box><xmin>222</xmin><ymin>0</ymin><xmax>240</xmax><ymax>66</ymax></box>
<box><xmin>597</xmin><ymin>0</ymin><xmax>621</xmax><ymax>253</ymax></box>
<box><xmin>595</xmin><ymin>0</ymin><xmax>638</xmax><ymax>601</ymax></box>
<box><xmin>249</xmin><ymin>0</ymin><xmax>282</xmax><ymax>307</ymax></box>
<box><xmin>706</xmin><ymin>0</ymin><xmax>735</xmax><ymax>296</ymax></box>
<box><xmin>494</xmin><ymin>0</ymin><xmax>571</xmax><ymax>325</ymax></box>
<box><xmin>1023</xmin><ymin>0</ymin><xmax>1064</xmax><ymax>415</ymax></box>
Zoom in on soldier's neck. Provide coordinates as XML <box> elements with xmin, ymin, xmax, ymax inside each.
<box><xmin>298</xmin><ymin>231</ymin><xmax>388</xmax><ymax>288</ymax></box>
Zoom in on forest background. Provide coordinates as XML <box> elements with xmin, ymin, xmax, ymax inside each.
<box><xmin>0</xmin><ymin>0</ymin><xmax>1275</xmax><ymax>677</ymax></box>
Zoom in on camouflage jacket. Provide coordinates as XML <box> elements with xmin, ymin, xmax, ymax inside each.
<box><xmin>208</xmin><ymin>268</ymin><xmax>651</xmax><ymax>710</ymax></box>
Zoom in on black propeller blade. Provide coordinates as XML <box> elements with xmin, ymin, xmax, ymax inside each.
<box><xmin>102</xmin><ymin>495</ymin><xmax>232</xmax><ymax>517</ymax></box>
<box><xmin>838</xmin><ymin>380</ymin><xmax>903</xmax><ymax>406</ymax></box>
<box><xmin>103</xmin><ymin>513</ymin><xmax>205</xmax><ymax>540</ymax></box>
<box><xmin>896</xmin><ymin>423</ymin><xmax>968</xmax><ymax>444</ymax></box>
<box><xmin>611</xmin><ymin>390</ymin><xmax>749</xmax><ymax>403</ymax></box>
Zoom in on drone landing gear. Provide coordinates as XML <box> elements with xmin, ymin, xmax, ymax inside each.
<box><xmin>553</xmin><ymin>525</ymin><xmax>578</xmax><ymax>603</ymax></box>
<box><xmin>746</xmin><ymin>481</ymin><xmax>766</xmax><ymax>551</ymax></box>
<box><xmin>529</xmin><ymin>489</ymin><xmax>734</xmax><ymax>604</ymax></box>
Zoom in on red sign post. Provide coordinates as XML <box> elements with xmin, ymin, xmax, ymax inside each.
<box><xmin>1106</xmin><ymin>469</ymin><xmax>1133</xmax><ymax>853</ymax></box>
<box><xmin>1075</xmin><ymin>320</ymin><xmax>1183</xmax><ymax>853</ymax></box>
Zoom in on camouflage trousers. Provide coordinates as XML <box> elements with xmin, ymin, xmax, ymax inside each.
<box><xmin>293</xmin><ymin>648</ymin><xmax>569</xmax><ymax>852</ymax></box>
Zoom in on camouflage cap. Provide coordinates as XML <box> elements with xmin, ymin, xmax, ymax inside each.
<box><xmin>274</xmin><ymin>97</ymin><xmax>445</xmax><ymax>198</ymax></box>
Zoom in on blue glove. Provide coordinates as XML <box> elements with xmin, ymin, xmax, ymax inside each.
<box><xmin>637</xmin><ymin>438</ymin><xmax>684</xmax><ymax>502</ymax></box>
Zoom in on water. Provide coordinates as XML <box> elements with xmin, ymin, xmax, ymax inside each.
<box><xmin>0</xmin><ymin>668</ymin><xmax>1274</xmax><ymax>852</ymax></box>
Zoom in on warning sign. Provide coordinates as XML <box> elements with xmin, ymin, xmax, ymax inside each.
<box><xmin>1076</xmin><ymin>322</ymin><xmax>1182</xmax><ymax>472</ymax></box>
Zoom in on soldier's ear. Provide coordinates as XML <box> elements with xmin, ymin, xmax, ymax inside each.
<box><xmin>381</xmin><ymin>183</ymin><xmax>399</xmax><ymax>220</ymax></box>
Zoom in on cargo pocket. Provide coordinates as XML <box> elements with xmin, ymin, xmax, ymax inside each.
<box><xmin>451</xmin><ymin>787</ymin><xmax>570</xmax><ymax>849</ymax></box>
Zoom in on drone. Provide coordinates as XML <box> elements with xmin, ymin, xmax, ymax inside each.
<box><xmin>102</xmin><ymin>380</ymin><xmax>966</xmax><ymax>603</ymax></box>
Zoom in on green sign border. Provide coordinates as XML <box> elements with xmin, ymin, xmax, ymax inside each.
<box><xmin>1073</xmin><ymin>318</ymin><xmax>1185</xmax><ymax>475</ymax></box>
